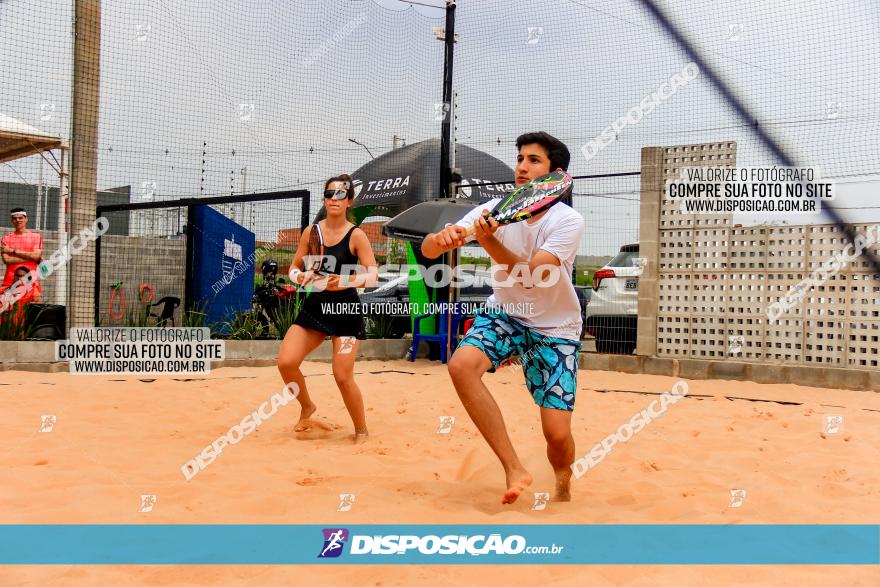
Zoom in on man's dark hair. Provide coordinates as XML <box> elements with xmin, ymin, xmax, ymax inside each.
<box><xmin>515</xmin><ymin>132</ymin><xmax>570</xmax><ymax>171</ymax></box>
<box><xmin>10</xmin><ymin>207</ymin><xmax>26</xmax><ymax>215</ymax></box>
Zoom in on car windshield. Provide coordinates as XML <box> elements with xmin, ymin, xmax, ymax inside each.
<box><xmin>607</xmin><ymin>249</ymin><xmax>640</xmax><ymax>268</ymax></box>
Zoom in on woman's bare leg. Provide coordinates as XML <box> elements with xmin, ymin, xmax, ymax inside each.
<box><xmin>278</xmin><ymin>325</ymin><xmax>327</xmax><ymax>432</ymax></box>
<box><xmin>331</xmin><ymin>336</ymin><xmax>368</xmax><ymax>442</ymax></box>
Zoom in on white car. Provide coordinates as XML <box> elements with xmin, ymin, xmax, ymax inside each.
<box><xmin>584</xmin><ymin>243</ymin><xmax>640</xmax><ymax>354</ymax></box>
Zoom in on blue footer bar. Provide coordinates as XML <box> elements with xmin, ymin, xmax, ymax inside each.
<box><xmin>1</xmin><ymin>525</ymin><xmax>877</xmax><ymax>564</ymax></box>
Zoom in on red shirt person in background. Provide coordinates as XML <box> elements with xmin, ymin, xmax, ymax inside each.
<box><xmin>3</xmin><ymin>265</ymin><xmax>43</xmax><ymax>303</ymax></box>
<box><xmin>0</xmin><ymin>265</ymin><xmax>42</xmax><ymax>329</ymax></box>
<box><xmin>2</xmin><ymin>207</ymin><xmax>43</xmax><ymax>287</ymax></box>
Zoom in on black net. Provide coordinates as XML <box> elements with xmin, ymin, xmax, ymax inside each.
<box><xmin>0</xmin><ymin>1</ymin><xmax>71</xmax><ymax>313</ymax></box>
<box><xmin>3</xmin><ymin>0</ymin><xmax>879</xmax><ymax>355</ymax></box>
<box><xmin>95</xmin><ymin>193</ymin><xmax>307</xmax><ymax>335</ymax></box>
<box><xmin>573</xmin><ymin>174</ymin><xmax>641</xmax><ymax>350</ymax></box>
<box><xmin>91</xmin><ymin>0</ymin><xmax>444</xmax><ymax>206</ymax></box>
<box><xmin>455</xmin><ymin>0</ymin><xmax>878</xmax><ymax>186</ymax></box>
<box><xmin>454</xmin><ymin>0</ymin><xmax>880</xmax><ymax>353</ymax></box>
<box><xmin>96</xmin><ymin>204</ymin><xmax>188</xmax><ymax>328</ymax></box>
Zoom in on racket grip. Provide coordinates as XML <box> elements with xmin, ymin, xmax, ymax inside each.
<box><xmin>463</xmin><ymin>213</ymin><xmax>496</xmax><ymax>238</ymax></box>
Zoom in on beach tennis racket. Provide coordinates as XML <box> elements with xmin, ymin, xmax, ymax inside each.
<box><xmin>302</xmin><ymin>223</ymin><xmax>329</xmax><ymax>293</ymax></box>
<box><xmin>307</xmin><ymin>223</ymin><xmax>325</xmax><ymax>273</ymax></box>
<box><xmin>464</xmin><ymin>169</ymin><xmax>573</xmax><ymax>237</ymax></box>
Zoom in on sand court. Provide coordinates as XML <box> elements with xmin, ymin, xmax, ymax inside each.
<box><xmin>1</xmin><ymin>360</ymin><xmax>878</xmax><ymax>584</ymax></box>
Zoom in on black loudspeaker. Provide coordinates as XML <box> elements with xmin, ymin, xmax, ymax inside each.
<box><xmin>24</xmin><ymin>304</ymin><xmax>66</xmax><ymax>340</ymax></box>
<box><xmin>382</xmin><ymin>200</ymin><xmax>479</xmax><ymax>242</ymax></box>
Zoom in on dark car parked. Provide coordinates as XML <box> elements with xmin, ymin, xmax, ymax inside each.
<box><xmin>574</xmin><ymin>285</ymin><xmax>592</xmax><ymax>339</ymax></box>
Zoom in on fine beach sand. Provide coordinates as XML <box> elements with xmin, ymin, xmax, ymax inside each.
<box><xmin>2</xmin><ymin>359</ymin><xmax>878</xmax><ymax>585</ymax></box>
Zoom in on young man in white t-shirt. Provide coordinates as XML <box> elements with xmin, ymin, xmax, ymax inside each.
<box><xmin>422</xmin><ymin>131</ymin><xmax>585</xmax><ymax>505</ymax></box>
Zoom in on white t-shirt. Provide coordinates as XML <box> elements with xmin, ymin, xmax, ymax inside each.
<box><xmin>455</xmin><ymin>199</ymin><xmax>585</xmax><ymax>340</ymax></box>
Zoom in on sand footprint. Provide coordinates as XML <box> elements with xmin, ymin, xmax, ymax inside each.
<box><xmin>455</xmin><ymin>448</ymin><xmax>479</xmax><ymax>481</ymax></box>
<box><xmin>294</xmin><ymin>420</ymin><xmax>335</xmax><ymax>440</ymax></box>
<box><xmin>296</xmin><ymin>476</ymin><xmax>337</xmax><ymax>486</ymax></box>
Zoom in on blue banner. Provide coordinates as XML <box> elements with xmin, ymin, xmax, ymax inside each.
<box><xmin>191</xmin><ymin>205</ymin><xmax>256</xmax><ymax>329</ymax></box>
<box><xmin>0</xmin><ymin>525</ymin><xmax>877</xmax><ymax>565</ymax></box>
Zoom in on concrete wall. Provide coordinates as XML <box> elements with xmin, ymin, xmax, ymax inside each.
<box><xmin>581</xmin><ymin>353</ymin><xmax>880</xmax><ymax>392</ymax></box>
<box><xmin>0</xmin><ymin>338</ymin><xmax>427</xmax><ymax>372</ymax></box>
<box><xmin>96</xmin><ymin>235</ymin><xmax>186</xmax><ymax>326</ymax></box>
<box><xmin>3</xmin><ymin>339</ymin><xmax>878</xmax><ymax>391</ymax></box>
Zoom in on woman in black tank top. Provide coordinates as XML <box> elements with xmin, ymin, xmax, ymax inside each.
<box><xmin>277</xmin><ymin>174</ymin><xmax>378</xmax><ymax>443</ymax></box>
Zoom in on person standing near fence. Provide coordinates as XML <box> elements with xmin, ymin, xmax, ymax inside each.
<box><xmin>0</xmin><ymin>264</ymin><xmax>43</xmax><ymax>328</ymax></box>
<box><xmin>1</xmin><ymin>208</ymin><xmax>43</xmax><ymax>299</ymax></box>
<box><xmin>277</xmin><ymin>174</ymin><xmax>378</xmax><ymax>444</ymax></box>
<box><xmin>422</xmin><ymin>132</ymin><xmax>585</xmax><ymax>505</ymax></box>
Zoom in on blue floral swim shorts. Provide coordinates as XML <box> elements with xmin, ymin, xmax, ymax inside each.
<box><xmin>456</xmin><ymin>309</ymin><xmax>581</xmax><ymax>411</ymax></box>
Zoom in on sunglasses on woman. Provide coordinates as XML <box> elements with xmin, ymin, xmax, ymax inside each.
<box><xmin>323</xmin><ymin>189</ymin><xmax>349</xmax><ymax>200</ymax></box>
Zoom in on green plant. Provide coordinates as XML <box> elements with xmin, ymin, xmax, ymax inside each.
<box><xmin>182</xmin><ymin>303</ymin><xmax>208</xmax><ymax>328</ymax></box>
<box><xmin>270</xmin><ymin>298</ymin><xmax>299</xmax><ymax>339</ymax></box>
<box><xmin>226</xmin><ymin>310</ymin><xmax>262</xmax><ymax>340</ymax></box>
<box><xmin>0</xmin><ymin>303</ymin><xmax>39</xmax><ymax>340</ymax></box>
<box><xmin>575</xmin><ymin>273</ymin><xmax>593</xmax><ymax>287</ymax></box>
<box><xmin>459</xmin><ymin>255</ymin><xmax>491</xmax><ymax>269</ymax></box>
<box><xmin>364</xmin><ymin>313</ymin><xmax>395</xmax><ymax>339</ymax></box>
<box><xmin>387</xmin><ymin>238</ymin><xmax>408</xmax><ymax>265</ymax></box>
<box><xmin>123</xmin><ymin>304</ymin><xmax>150</xmax><ymax>327</ymax></box>
<box><xmin>574</xmin><ymin>265</ymin><xmax>602</xmax><ymax>287</ymax></box>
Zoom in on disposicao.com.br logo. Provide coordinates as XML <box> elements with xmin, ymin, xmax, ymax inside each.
<box><xmin>318</xmin><ymin>528</ymin><xmax>563</xmax><ymax>558</ymax></box>
<box><xmin>318</xmin><ymin>528</ymin><xmax>350</xmax><ymax>558</ymax></box>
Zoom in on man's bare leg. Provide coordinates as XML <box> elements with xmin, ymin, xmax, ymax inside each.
<box><xmin>278</xmin><ymin>325</ymin><xmax>326</xmax><ymax>432</ymax></box>
<box><xmin>448</xmin><ymin>346</ymin><xmax>532</xmax><ymax>504</ymax></box>
<box><xmin>540</xmin><ymin>407</ymin><xmax>575</xmax><ymax>501</ymax></box>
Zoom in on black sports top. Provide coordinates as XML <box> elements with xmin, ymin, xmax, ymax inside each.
<box><xmin>319</xmin><ymin>224</ymin><xmax>359</xmax><ymax>277</ymax></box>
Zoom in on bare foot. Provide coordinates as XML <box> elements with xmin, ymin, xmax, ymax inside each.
<box><xmin>502</xmin><ymin>468</ymin><xmax>533</xmax><ymax>505</ymax></box>
<box><xmin>353</xmin><ymin>430</ymin><xmax>369</xmax><ymax>444</ymax></box>
<box><xmin>554</xmin><ymin>474</ymin><xmax>572</xmax><ymax>502</ymax></box>
<box><xmin>294</xmin><ymin>402</ymin><xmax>317</xmax><ymax>432</ymax></box>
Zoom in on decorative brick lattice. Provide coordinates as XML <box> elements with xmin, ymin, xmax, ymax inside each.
<box><xmin>654</xmin><ymin>141</ymin><xmax>880</xmax><ymax>367</ymax></box>
<box><xmin>657</xmin><ymin>142</ymin><xmax>735</xmax><ymax>359</ymax></box>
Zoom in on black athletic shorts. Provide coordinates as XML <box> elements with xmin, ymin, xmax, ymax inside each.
<box><xmin>292</xmin><ymin>287</ymin><xmax>366</xmax><ymax>340</ymax></box>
